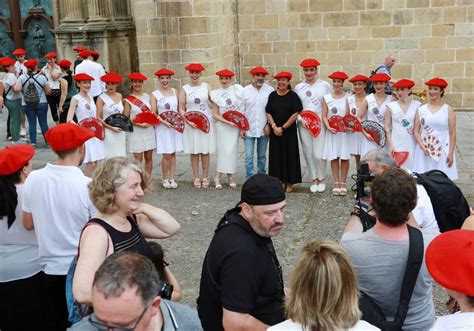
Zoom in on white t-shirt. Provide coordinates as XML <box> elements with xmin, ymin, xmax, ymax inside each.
<box><xmin>268</xmin><ymin>319</ymin><xmax>380</xmax><ymax>330</ymax></box>
<box><xmin>2</xmin><ymin>72</ymin><xmax>21</xmax><ymax>100</ymax></box>
<box><xmin>74</xmin><ymin>59</ymin><xmax>106</xmax><ymax>97</ymax></box>
<box><xmin>243</xmin><ymin>83</ymin><xmax>274</xmax><ymax>137</ymax></box>
<box><xmin>41</xmin><ymin>65</ymin><xmax>62</xmax><ymax>89</ymax></box>
<box><xmin>431</xmin><ymin>312</ymin><xmax>474</xmax><ymax>330</ymax></box>
<box><xmin>17</xmin><ymin>73</ymin><xmax>48</xmax><ymax>106</ymax></box>
<box><xmin>413</xmin><ymin>184</ymin><xmax>439</xmax><ymax>230</ymax></box>
<box><xmin>15</xmin><ymin>61</ymin><xmax>27</xmax><ymax>77</ymax></box>
<box><xmin>22</xmin><ymin>163</ymin><xmax>96</xmax><ymax>275</ymax></box>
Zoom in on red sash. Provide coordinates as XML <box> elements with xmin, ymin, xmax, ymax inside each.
<box><xmin>125</xmin><ymin>95</ymin><xmax>151</xmax><ymax>113</ymax></box>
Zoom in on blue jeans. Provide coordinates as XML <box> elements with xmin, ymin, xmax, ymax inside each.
<box><xmin>244</xmin><ymin>135</ymin><xmax>269</xmax><ymax>179</ymax></box>
<box><xmin>23</xmin><ymin>102</ymin><xmax>49</xmax><ymax>144</ymax></box>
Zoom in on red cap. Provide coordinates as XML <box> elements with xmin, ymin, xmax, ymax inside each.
<box><xmin>392</xmin><ymin>79</ymin><xmax>415</xmax><ymax>89</ymax></box>
<box><xmin>300</xmin><ymin>58</ymin><xmax>320</xmax><ymax>68</ymax></box>
<box><xmin>90</xmin><ymin>50</ymin><xmax>100</xmax><ymax>59</ymax></box>
<box><xmin>73</xmin><ymin>44</ymin><xmax>87</xmax><ymax>52</ymax></box>
<box><xmin>328</xmin><ymin>71</ymin><xmax>349</xmax><ymax>81</ymax></box>
<box><xmin>0</xmin><ymin>145</ymin><xmax>35</xmax><ymax>176</ymax></box>
<box><xmin>425</xmin><ymin>77</ymin><xmax>448</xmax><ymax>88</ymax></box>
<box><xmin>274</xmin><ymin>71</ymin><xmax>292</xmax><ymax>80</ymax></box>
<box><xmin>128</xmin><ymin>72</ymin><xmax>147</xmax><ymax>81</ymax></box>
<box><xmin>73</xmin><ymin>73</ymin><xmax>94</xmax><ymax>81</ymax></box>
<box><xmin>24</xmin><ymin>59</ymin><xmax>39</xmax><ymax>68</ymax></box>
<box><xmin>154</xmin><ymin>68</ymin><xmax>175</xmax><ymax>77</ymax></box>
<box><xmin>426</xmin><ymin>229</ymin><xmax>474</xmax><ymax>296</ymax></box>
<box><xmin>57</xmin><ymin>59</ymin><xmax>72</xmax><ymax>68</ymax></box>
<box><xmin>45</xmin><ymin>52</ymin><xmax>57</xmax><ymax>59</ymax></box>
<box><xmin>185</xmin><ymin>63</ymin><xmax>205</xmax><ymax>72</ymax></box>
<box><xmin>370</xmin><ymin>73</ymin><xmax>391</xmax><ymax>82</ymax></box>
<box><xmin>1</xmin><ymin>57</ymin><xmax>16</xmax><ymax>67</ymax></box>
<box><xmin>12</xmin><ymin>48</ymin><xmax>26</xmax><ymax>56</ymax></box>
<box><xmin>78</xmin><ymin>50</ymin><xmax>92</xmax><ymax>59</ymax></box>
<box><xmin>45</xmin><ymin>123</ymin><xmax>95</xmax><ymax>152</ymax></box>
<box><xmin>349</xmin><ymin>74</ymin><xmax>370</xmax><ymax>83</ymax></box>
<box><xmin>101</xmin><ymin>72</ymin><xmax>122</xmax><ymax>83</ymax></box>
<box><xmin>249</xmin><ymin>66</ymin><xmax>269</xmax><ymax>75</ymax></box>
<box><xmin>215</xmin><ymin>69</ymin><xmax>235</xmax><ymax>77</ymax></box>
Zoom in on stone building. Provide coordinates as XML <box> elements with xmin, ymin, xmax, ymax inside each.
<box><xmin>2</xmin><ymin>0</ymin><xmax>472</xmax><ymax>109</ymax></box>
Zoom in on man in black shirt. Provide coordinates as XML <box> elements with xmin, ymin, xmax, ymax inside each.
<box><xmin>197</xmin><ymin>174</ymin><xmax>286</xmax><ymax>331</ymax></box>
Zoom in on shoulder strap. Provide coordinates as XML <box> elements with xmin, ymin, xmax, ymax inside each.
<box><xmin>77</xmin><ymin>219</ymin><xmax>111</xmax><ymax>258</ymax></box>
<box><xmin>125</xmin><ymin>95</ymin><xmax>151</xmax><ymax>112</ymax></box>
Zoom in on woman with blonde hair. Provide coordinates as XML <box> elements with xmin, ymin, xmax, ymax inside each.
<box><xmin>269</xmin><ymin>240</ymin><xmax>378</xmax><ymax>331</ymax></box>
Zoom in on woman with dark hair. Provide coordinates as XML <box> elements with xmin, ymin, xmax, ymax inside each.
<box><xmin>57</xmin><ymin>59</ymin><xmax>77</xmax><ymax>124</ymax></box>
<box><xmin>1</xmin><ymin>57</ymin><xmax>22</xmax><ymax>143</ymax></box>
<box><xmin>42</xmin><ymin>52</ymin><xmax>62</xmax><ymax>124</ymax></box>
<box><xmin>0</xmin><ymin>144</ymin><xmax>44</xmax><ymax>330</ymax></box>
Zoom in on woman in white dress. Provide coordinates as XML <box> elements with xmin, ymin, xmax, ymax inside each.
<box><xmin>359</xmin><ymin>73</ymin><xmax>392</xmax><ymax>157</ymax></box>
<box><xmin>42</xmin><ymin>52</ymin><xmax>62</xmax><ymax>123</ymax></box>
<box><xmin>385</xmin><ymin>79</ymin><xmax>420</xmax><ymax>170</ymax></box>
<box><xmin>210</xmin><ymin>69</ymin><xmax>243</xmax><ymax>189</ymax></box>
<box><xmin>123</xmin><ymin>72</ymin><xmax>157</xmax><ymax>175</ymax></box>
<box><xmin>96</xmin><ymin>72</ymin><xmax>126</xmax><ymax>158</ymax></box>
<box><xmin>151</xmin><ymin>68</ymin><xmax>183</xmax><ymax>189</ymax></box>
<box><xmin>66</xmin><ymin>73</ymin><xmax>106</xmax><ymax>177</ymax></box>
<box><xmin>413</xmin><ymin>78</ymin><xmax>458</xmax><ymax>180</ymax></box>
<box><xmin>322</xmin><ymin>72</ymin><xmax>350</xmax><ymax>196</ymax></box>
<box><xmin>346</xmin><ymin>75</ymin><xmax>369</xmax><ymax>170</ymax></box>
<box><xmin>178</xmin><ymin>63</ymin><xmax>216</xmax><ymax>188</ymax></box>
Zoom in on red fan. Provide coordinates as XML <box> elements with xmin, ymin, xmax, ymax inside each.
<box><xmin>184</xmin><ymin>111</ymin><xmax>210</xmax><ymax>134</ymax></box>
<box><xmin>222</xmin><ymin>111</ymin><xmax>249</xmax><ymax>131</ymax></box>
<box><xmin>361</xmin><ymin>120</ymin><xmax>387</xmax><ymax>147</ymax></box>
<box><xmin>79</xmin><ymin>118</ymin><xmax>105</xmax><ymax>141</ymax></box>
<box><xmin>133</xmin><ymin>112</ymin><xmax>161</xmax><ymax>126</ymax></box>
<box><xmin>391</xmin><ymin>151</ymin><xmax>409</xmax><ymax>167</ymax></box>
<box><xmin>343</xmin><ymin>114</ymin><xmax>362</xmax><ymax>133</ymax></box>
<box><xmin>300</xmin><ymin>110</ymin><xmax>321</xmax><ymax>137</ymax></box>
<box><xmin>328</xmin><ymin>115</ymin><xmax>346</xmax><ymax>133</ymax></box>
<box><xmin>159</xmin><ymin>111</ymin><xmax>185</xmax><ymax>133</ymax></box>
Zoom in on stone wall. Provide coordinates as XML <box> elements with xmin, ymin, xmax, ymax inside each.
<box><xmin>132</xmin><ymin>0</ymin><xmax>473</xmax><ymax>109</ymax></box>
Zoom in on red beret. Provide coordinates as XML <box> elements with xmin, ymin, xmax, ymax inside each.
<box><xmin>328</xmin><ymin>71</ymin><xmax>349</xmax><ymax>81</ymax></box>
<box><xmin>12</xmin><ymin>48</ymin><xmax>26</xmax><ymax>56</ymax></box>
<box><xmin>24</xmin><ymin>59</ymin><xmax>39</xmax><ymax>68</ymax></box>
<box><xmin>215</xmin><ymin>69</ymin><xmax>235</xmax><ymax>77</ymax></box>
<box><xmin>185</xmin><ymin>63</ymin><xmax>205</xmax><ymax>72</ymax></box>
<box><xmin>349</xmin><ymin>74</ymin><xmax>370</xmax><ymax>83</ymax></box>
<box><xmin>128</xmin><ymin>72</ymin><xmax>147</xmax><ymax>81</ymax></box>
<box><xmin>392</xmin><ymin>79</ymin><xmax>415</xmax><ymax>89</ymax></box>
<box><xmin>274</xmin><ymin>71</ymin><xmax>292</xmax><ymax>80</ymax></box>
<box><xmin>154</xmin><ymin>68</ymin><xmax>175</xmax><ymax>77</ymax></box>
<box><xmin>370</xmin><ymin>73</ymin><xmax>391</xmax><ymax>82</ymax></box>
<box><xmin>0</xmin><ymin>145</ymin><xmax>35</xmax><ymax>176</ymax></box>
<box><xmin>249</xmin><ymin>66</ymin><xmax>269</xmax><ymax>75</ymax></box>
<box><xmin>426</xmin><ymin>229</ymin><xmax>474</xmax><ymax>296</ymax></box>
<box><xmin>425</xmin><ymin>77</ymin><xmax>448</xmax><ymax>88</ymax></box>
<box><xmin>1</xmin><ymin>57</ymin><xmax>16</xmax><ymax>67</ymax></box>
<box><xmin>101</xmin><ymin>72</ymin><xmax>122</xmax><ymax>83</ymax></box>
<box><xmin>45</xmin><ymin>123</ymin><xmax>95</xmax><ymax>152</ymax></box>
<box><xmin>78</xmin><ymin>50</ymin><xmax>92</xmax><ymax>59</ymax></box>
<box><xmin>300</xmin><ymin>58</ymin><xmax>320</xmax><ymax>68</ymax></box>
<box><xmin>73</xmin><ymin>73</ymin><xmax>94</xmax><ymax>81</ymax></box>
<box><xmin>45</xmin><ymin>52</ymin><xmax>57</xmax><ymax>59</ymax></box>
<box><xmin>57</xmin><ymin>59</ymin><xmax>72</xmax><ymax>68</ymax></box>
<box><xmin>73</xmin><ymin>44</ymin><xmax>87</xmax><ymax>52</ymax></box>
<box><xmin>90</xmin><ymin>50</ymin><xmax>100</xmax><ymax>59</ymax></box>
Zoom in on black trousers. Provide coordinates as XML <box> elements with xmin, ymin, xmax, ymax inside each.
<box><xmin>46</xmin><ymin>90</ymin><xmax>61</xmax><ymax>123</ymax></box>
<box><xmin>0</xmin><ymin>271</ymin><xmax>46</xmax><ymax>331</ymax></box>
<box><xmin>43</xmin><ymin>274</ymin><xmax>71</xmax><ymax>331</ymax></box>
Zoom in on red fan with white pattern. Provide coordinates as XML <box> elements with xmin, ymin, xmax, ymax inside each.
<box><xmin>300</xmin><ymin>110</ymin><xmax>321</xmax><ymax>137</ymax></box>
<box><xmin>343</xmin><ymin>114</ymin><xmax>362</xmax><ymax>133</ymax></box>
<box><xmin>159</xmin><ymin>111</ymin><xmax>185</xmax><ymax>133</ymax></box>
<box><xmin>184</xmin><ymin>111</ymin><xmax>210</xmax><ymax>134</ymax></box>
<box><xmin>133</xmin><ymin>112</ymin><xmax>161</xmax><ymax>126</ymax></box>
<box><xmin>361</xmin><ymin>120</ymin><xmax>387</xmax><ymax>147</ymax></box>
<box><xmin>422</xmin><ymin>134</ymin><xmax>442</xmax><ymax>162</ymax></box>
<box><xmin>328</xmin><ymin>115</ymin><xmax>346</xmax><ymax>133</ymax></box>
<box><xmin>223</xmin><ymin>111</ymin><xmax>249</xmax><ymax>131</ymax></box>
<box><xmin>79</xmin><ymin>118</ymin><xmax>105</xmax><ymax>141</ymax></box>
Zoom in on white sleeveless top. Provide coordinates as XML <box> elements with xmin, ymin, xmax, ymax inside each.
<box><xmin>182</xmin><ymin>83</ymin><xmax>212</xmax><ymax>119</ymax></box>
<box><xmin>152</xmin><ymin>88</ymin><xmax>178</xmax><ymax>114</ymax></box>
<box><xmin>210</xmin><ymin>84</ymin><xmax>244</xmax><ymax>115</ymax></box>
<box><xmin>365</xmin><ymin>93</ymin><xmax>391</xmax><ymax>124</ymax></box>
<box><xmin>73</xmin><ymin>94</ymin><xmax>96</xmax><ymax>121</ymax></box>
<box><xmin>99</xmin><ymin>93</ymin><xmax>124</xmax><ymax>118</ymax></box>
<box><xmin>324</xmin><ymin>93</ymin><xmax>348</xmax><ymax>117</ymax></box>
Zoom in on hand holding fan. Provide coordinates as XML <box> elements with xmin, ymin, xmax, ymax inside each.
<box><xmin>105</xmin><ymin>113</ymin><xmax>133</xmax><ymax>132</ymax></box>
<box><xmin>79</xmin><ymin>118</ymin><xmax>105</xmax><ymax>140</ymax></box>
<box><xmin>184</xmin><ymin>111</ymin><xmax>210</xmax><ymax>133</ymax></box>
<box><xmin>422</xmin><ymin>134</ymin><xmax>442</xmax><ymax>161</ymax></box>
<box><xmin>133</xmin><ymin>112</ymin><xmax>161</xmax><ymax>126</ymax></box>
<box><xmin>300</xmin><ymin>110</ymin><xmax>321</xmax><ymax>137</ymax></box>
<box><xmin>361</xmin><ymin>120</ymin><xmax>387</xmax><ymax>147</ymax></box>
<box><xmin>343</xmin><ymin>114</ymin><xmax>362</xmax><ymax>133</ymax></box>
<box><xmin>222</xmin><ymin>111</ymin><xmax>249</xmax><ymax>131</ymax></box>
<box><xmin>328</xmin><ymin>115</ymin><xmax>346</xmax><ymax>133</ymax></box>
<box><xmin>159</xmin><ymin>111</ymin><xmax>185</xmax><ymax>133</ymax></box>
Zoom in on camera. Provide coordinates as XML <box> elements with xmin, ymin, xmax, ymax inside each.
<box><xmin>354</xmin><ymin>163</ymin><xmax>374</xmax><ymax>200</ymax></box>
<box><xmin>158</xmin><ymin>281</ymin><xmax>174</xmax><ymax>300</ymax></box>
<box><xmin>351</xmin><ymin>163</ymin><xmax>376</xmax><ymax>231</ymax></box>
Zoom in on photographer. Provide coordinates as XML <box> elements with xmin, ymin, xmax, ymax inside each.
<box><xmin>341</xmin><ymin>168</ymin><xmax>439</xmax><ymax>330</ymax></box>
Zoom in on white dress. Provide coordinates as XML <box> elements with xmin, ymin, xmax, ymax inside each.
<box><xmin>322</xmin><ymin>93</ymin><xmax>350</xmax><ymax>160</ymax></box>
<box><xmin>360</xmin><ymin>93</ymin><xmax>391</xmax><ymax>157</ymax></box>
<box><xmin>210</xmin><ymin>85</ymin><xmax>243</xmax><ymax>174</ymax></box>
<box><xmin>386</xmin><ymin>100</ymin><xmax>420</xmax><ymax>170</ymax></box>
<box><xmin>413</xmin><ymin>104</ymin><xmax>458</xmax><ymax>180</ymax></box>
<box><xmin>125</xmin><ymin>93</ymin><xmax>157</xmax><ymax>153</ymax></box>
<box><xmin>99</xmin><ymin>93</ymin><xmax>127</xmax><ymax>158</ymax></box>
<box><xmin>153</xmin><ymin>89</ymin><xmax>183</xmax><ymax>154</ymax></box>
<box><xmin>182</xmin><ymin>83</ymin><xmax>216</xmax><ymax>154</ymax></box>
<box><xmin>347</xmin><ymin>93</ymin><xmax>364</xmax><ymax>155</ymax></box>
<box><xmin>73</xmin><ymin>94</ymin><xmax>106</xmax><ymax>163</ymax></box>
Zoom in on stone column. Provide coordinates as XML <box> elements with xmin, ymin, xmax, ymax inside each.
<box><xmin>87</xmin><ymin>0</ymin><xmax>109</xmax><ymax>23</ymax></box>
<box><xmin>60</xmin><ymin>0</ymin><xmax>86</xmax><ymax>24</ymax></box>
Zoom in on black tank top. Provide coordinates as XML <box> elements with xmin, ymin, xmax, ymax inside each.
<box><xmin>86</xmin><ymin>216</ymin><xmax>152</xmax><ymax>260</ymax></box>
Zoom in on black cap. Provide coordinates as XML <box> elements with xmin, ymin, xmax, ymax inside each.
<box><xmin>240</xmin><ymin>174</ymin><xmax>285</xmax><ymax>206</ymax></box>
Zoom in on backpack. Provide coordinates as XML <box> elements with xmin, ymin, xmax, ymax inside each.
<box><xmin>414</xmin><ymin>170</ymin><xmax>470</xmax><ymax>232</ymax></box>
<box><xmin>22</xmin><ymin>74</ymin><xmax>42</xmax><ymax>105</ymax></box>
<box><xmin>364</xmin><ymin>65</ymin><xmax>384</xmax><ymax>94</ymax></box>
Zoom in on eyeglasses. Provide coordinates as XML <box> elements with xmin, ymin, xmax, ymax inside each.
<box><xmin>88</xmin><ymin>304</ymin><xmax>150</xmax><ymax>331</ymax></box>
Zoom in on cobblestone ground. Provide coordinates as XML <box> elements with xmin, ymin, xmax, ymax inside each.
<box><xmin>1</xmin><ymin>109</ymin><xmax>473</xmax><ymax>315</ymax></box>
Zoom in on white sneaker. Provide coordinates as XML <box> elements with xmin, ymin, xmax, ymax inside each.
<box><xmin>317</xmin><ymin>183</ymin><xmax>326</xmax><ymax>193</ymax></box>
<box><xmin>310</xmin><ymin>184</ymin><xmax>318</xmax><ymax>193</ymax></box>
<box><xmin>169</xmin><ymin>179</ymin><xmax>178</xmax><ymax>189</ymax></box>
<box><xmin>162</xmin><ymin>179</ymin><xmax>171</xmax><ymax>189</ymax></box>
<box><xmin>20</xmin><ymin>127</ymin><xmax>26</xmax><ymax>137</ymax></box>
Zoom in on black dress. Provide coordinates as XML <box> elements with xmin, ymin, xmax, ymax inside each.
<box><xmin>266</xmin><ymin>90</ymin><xmax>302</xmax><ymax>184</ymax></box>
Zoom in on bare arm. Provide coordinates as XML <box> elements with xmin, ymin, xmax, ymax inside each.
<box><xmin>222</xmin><ymin>309</ymin><xmax>268</xmax><ymax>331</ymax></box>
<box><xmin>50</xmin><ymin>65</ymin><xmax>62</xmax><ymax>80</ymax></box>
<box><xmin>58</xmin><ymin>78</ymin><xmax>68</xmax><ymax>112</ymax></box>
<box><xmin>123</xmin><ymin>99</ymin><xmax>131</xmax><ymax>117</ymax></box>
<box><xmin>178</xmin><ymin>88</ymin><xmax>186</xmax><ymax>117</ymax></box>
<box><xmin>23</xmin><ymin>212</ymin><xmax>34</xmax><ymax>231</ymax></box>
<box><xmin>446</xmin><ymin>106</ymin><xmax>456</xmax><ymax>167</ymax></box>
<box><xmin>151</xmin><ymin>94</ymin><xmax>172</xmax><ymax>128</ymax></box>
<box><xmin>322</xmin><ymin>99</ymin><xmax>336</xmax><ymax>133</ymax></box>
<box><xmin>212</xmin><ymin>103</ymin><xmax>237</xmax><ymax>127</ymax></box>
<box><xmin>134</xmin><ymin>203</ymin><xmax>180</xmax><ymax>239</ymax></box>
<box><xmin>66</xmin><ymin>97</ymin><xmax>78</xmax><ymax>122</ymax></box>
<box><xmin>164</xmin><ymin>266</ymin><xmax>183</xmax><ymax>302</ymax></box>
<box><xmin>384</xmin><ymin>107</ymin><xmax>394</xmax><ymax>153</ymax></box>
<box><xmin>267</xmin><ymin>113</ymin><xmax>282</xmax><ymax>136</ymax></box>
<box><xmin>343</xmin><ymin>214</ymin><xmax>364</xmax><ymax>234</ymax></box>
<box><xmin>413</xmin><ymin>110</ymin><xmax>429</xmax><ymax>156</ymax></box>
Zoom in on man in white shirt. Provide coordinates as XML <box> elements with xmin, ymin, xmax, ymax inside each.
<box><xmin>74</xmin><ymin>50</ymin><xmax>105</xmax><ymax>101</ymax></box>
<box><xmin>22</xmin><ymin>123</ymin><xmax>96</xmax><ymax>331</ymax></box>
<box><xmin>242</xmin><ymin>66</ymin><xmax>274</xmax><ymax>179</ymax></box>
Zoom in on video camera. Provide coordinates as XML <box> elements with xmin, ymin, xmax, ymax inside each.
<box><xmin>351</xmin><ymin>163</ymin><xmax>376</xmax><ymax>231</ymax></box>
<box><xmin>354</xmin><ymin>163</ymin><xmax>375</xmax><ymax>200</ymax></box>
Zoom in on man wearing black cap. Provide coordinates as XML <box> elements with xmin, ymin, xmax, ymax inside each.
<box><xmin>197</xmin><ymin>173</ymin><xmax>286</xmax><ymax>331</ymax></box>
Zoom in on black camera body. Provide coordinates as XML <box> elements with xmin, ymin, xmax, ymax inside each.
<box><xmin>355</xmin><ymin>163</ymin><xmax>375</xmax><ymax>200</ymax></box>
<box><xmin>352</xmin><ymin>163</ymin><xmax>377</xmax><ymax>231</ymax></box>
<box><xmin>158</xmin><ymin>281</ymin><xmax>174</xmax><ymax>300</ymax></box>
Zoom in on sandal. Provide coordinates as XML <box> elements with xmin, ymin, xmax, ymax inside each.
<box><xmin>202</xmin><ymin>178</ymin><xmax>210</xmax><ymax>188</ymax></box>
<box><xmin>162</xmin><ymin>179</ymin><xmax>171</xmax><ymax>189</ymax></box>
<box><xmin>285</xmin><ymin>183</ymin><xmax>294</xmax><ymax>193</ymax></box>
<box><xmin>339</xmin><ymin>183</ymin><xmax>347</xmax><ymax>196</ymax></box>
<box><xmin>169</xmin><ymin>179</ymin><xmax>178</xmax><ymax>189</ymax></box>
<box><xmin>332</xmin><ymin>182</ymin><xmax>340</xmax><ymax>196</ymax></box>
<box><xmin>228</xmin><ymin>175</ymin><xmax>237</xmax><ymax>188</ymax></box>
<box><xmin>214</xmin><ymin>177</ymin><xmax>223</xmax><ymax>190</ymax></box>
<box><xmin>193</xmin><ymin>178</ymin><xmax>201</xmax><ymax>188</ymax></box>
